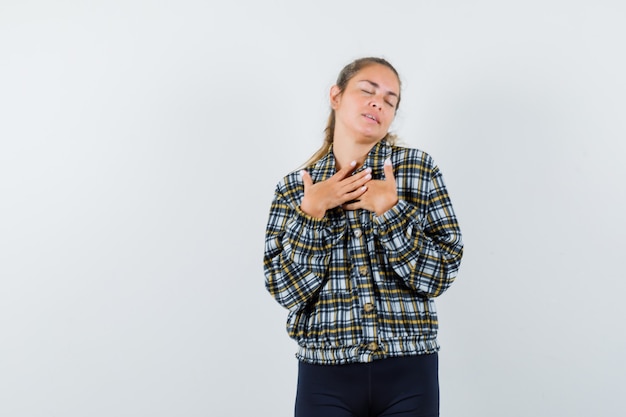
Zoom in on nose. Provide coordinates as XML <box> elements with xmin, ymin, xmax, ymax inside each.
<box><xmin>370</xmin><ymin>99</ymin><xmax>382</xmax><ymax>110</ymax></box>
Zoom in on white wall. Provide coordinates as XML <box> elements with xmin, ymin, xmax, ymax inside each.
<box><xmin>1</xmin><ymin>1</ymin><xmax>625</xmax><ymax>416</ymax></box>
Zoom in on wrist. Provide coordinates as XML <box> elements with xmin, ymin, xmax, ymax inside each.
<box><xmin>300</xmin><ymin>199</ymin><xmax>326</xmax><ymax>219</ymax></box>
<box><xmin>375</xmin><ymin>196</ymin><xmax>398</xmax><ymax>216</ymax></box>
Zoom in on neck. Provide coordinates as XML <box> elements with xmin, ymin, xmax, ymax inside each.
<box><xmin>333</xmin><ymin>132</ymin><xmax>382</xmax><ymax>170</ymax></box>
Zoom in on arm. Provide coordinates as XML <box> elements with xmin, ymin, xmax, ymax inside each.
<box><xmin>263</xmin><ymin>182</ymin><xmax>335</xmax><ymax>312</ymax></box>
<box><xmin>374</xmin><ymin>164</ymin><xmax>463</xmax><ymax>298</ymax></box>
<box><xmin>264</xmin><ymin>165</ymin><xmax>372</xmax><ymax>311</ymax></box>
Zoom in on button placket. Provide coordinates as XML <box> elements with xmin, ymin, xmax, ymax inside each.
<box><xmin>346</xmin><ymin>210</ymin><xmax>380</xmax><ymax>358</ymax></box>
<box><xmin>367</xmin><ymin>342</ymin><xmax>379</xmax><ymax>351</ymax></box>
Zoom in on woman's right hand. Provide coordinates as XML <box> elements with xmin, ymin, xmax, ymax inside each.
<box><xmin>300</xmin><ymin>161</ymin><xmax>372</xmax><ymax>218</ymax></box>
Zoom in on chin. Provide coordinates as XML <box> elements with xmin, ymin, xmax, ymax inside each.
<box><xmin>356</xmin><ymin>135</ymin><xmax>385</xmax><ymax>145</ymax></box>
<box><xmin>364</xmin><ymin>129</ymin><xmax>387</xmax><ymax>140</ymax></box>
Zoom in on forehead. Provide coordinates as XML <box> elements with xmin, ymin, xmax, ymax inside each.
<box><xmin>351</xmin><ymin>64</ymin><xmax>400</xmax><ymax>94</ymax></box>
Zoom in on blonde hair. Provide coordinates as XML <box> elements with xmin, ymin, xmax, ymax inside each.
<box><xmin>303</xmin><ymin>57</ymin><xmax>402</xmax><ymax>168</ymax></box>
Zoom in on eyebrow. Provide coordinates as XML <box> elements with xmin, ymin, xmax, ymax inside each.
<box><xmin>358</xmin><ymin>79</ymin><xmax>399</xmax><ymax>98</ymax></box>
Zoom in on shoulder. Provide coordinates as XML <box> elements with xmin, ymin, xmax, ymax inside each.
<box><xmin>273</xmin><ymin>169</ymin><xmax>304</xmax><ymax>199</ymax></box>
<box><xmin>389</xmin><ymin>144</ymin><xmax>437</xmax><ymax>173</ymax></box>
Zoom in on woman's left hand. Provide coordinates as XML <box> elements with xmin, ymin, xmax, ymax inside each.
<box><xmin>342</xmin><ymin>158</ymin><xmax>398</xmax><ymax>216</ymax></box>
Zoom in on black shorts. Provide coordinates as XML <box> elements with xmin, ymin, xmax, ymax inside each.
<box><xmin>295</xmin><ymin>354</ymin><xmax>439</xmax><ymax>417</ymax></box>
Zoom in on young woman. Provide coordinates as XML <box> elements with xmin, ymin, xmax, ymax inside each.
<box><xmin>263</xmin><ymin>57</ymin><xmax>463</xmax><ymax>417</ymax></box>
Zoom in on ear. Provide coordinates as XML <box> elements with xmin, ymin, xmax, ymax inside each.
<box><xmin>329</xmin><ymin>85</ymin><xmax>342</xmax><ymax>110</ymax></box>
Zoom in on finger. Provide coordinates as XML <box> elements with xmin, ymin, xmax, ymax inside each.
<box><xmin>342</xmin><ymin>198</ymin><xmax>364</xmax><ymax>211</ymax></box>
<box><xmin>334</xmin><ymin>160</ymin><xmax>358</xmax><ymax>180</ymax></box>
<box><xmin>383</xmin><ymin>158</ymin><xmax>395</xmax><ymax>181</ymax></box>
<box><xmin>342</xmin><ymin>184</ymin><xmax>367</xmax><ymax>204</ymax></box>
<box><xmin>300</xmin><ymin>170</ymin><xmax>313</xmax><ymax>190</ymax></box>
<box><xmin>340</xmin><ymin>167</ymin><xmax>372</xmax><ymax>190</ymax></box>
<box><xmin>354</xmin><ymin>169</ymin><xmax>372</xmax><ymax>188</ymax></box>
<box><xmin>357</xmin><ymin>167</ymin><xmax>373</xmax><ymax>181</ymax></box>
<box><xmin>342</xmin><ymin>202</ymin><xmax>358</xmax><ymax>211</ymax></box>
<box><xmin>340</xmin><ymin>168</ymin><xmax>372</xmax><ymax>193</ymax></box>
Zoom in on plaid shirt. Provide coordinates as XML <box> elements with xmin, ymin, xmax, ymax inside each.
<box><xmin>264</xmin><ymin>140</ymin><xmax>463</xmax><ymax>365</ymax></box>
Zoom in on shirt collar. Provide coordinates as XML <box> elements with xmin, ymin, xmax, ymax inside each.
<box><xmin>310</xmin><ymin>140</ymin><xmax>392</xmax><ymax>183</ymax></box>
<box><xmin>362</xmin><ymin>140</ymin><xmax>392</xmax><ymax>180</ymax></box>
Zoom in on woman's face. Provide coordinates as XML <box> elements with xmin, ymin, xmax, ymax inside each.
<box><xmin>331</xmin><ymin>64</ymin><xmax>400</xmax><ymax>144</ymax></box>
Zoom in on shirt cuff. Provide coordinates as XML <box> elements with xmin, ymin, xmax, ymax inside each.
<box><xmin>292</xmin><ymin>205</ymin><xmax>330</xmax><ymax>229</ymax></box>
<box><xmin>372</xmin><ymin>200</ymin><xmax>420</xmax><ymax>238</ymax></box>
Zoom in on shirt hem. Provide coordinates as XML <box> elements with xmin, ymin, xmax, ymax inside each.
<box><xmin>294</xmin><ymin>337</ymin><xmax>440</xmax><ymax>365</ymax></box>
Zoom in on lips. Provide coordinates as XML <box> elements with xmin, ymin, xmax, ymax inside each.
<box><xmin>362</xmin><ymin>113</ymin><xmax>379</xmax><ymax>124</ymax></box>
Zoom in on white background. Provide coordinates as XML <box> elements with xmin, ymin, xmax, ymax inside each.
<box><xmin>1</xmin><ymin>1</ymin><xmax>625</xmax><ymax>416</ymax></box>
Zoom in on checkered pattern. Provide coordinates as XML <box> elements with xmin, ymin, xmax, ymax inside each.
<box><xmin>264</xmin><ymin>140</ymin><xmax>463</xmax><ymax>364</ymax></box>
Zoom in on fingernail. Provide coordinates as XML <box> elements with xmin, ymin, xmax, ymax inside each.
<box><xmin>350</xmin><ymin>160</ymin><xmax>357</xmax><ymax>167</ymax></box>
<box><xmin>365</xmin><ymin>167</ymin><xmax>372</xmax><ymax>173</ymax></box>
<box><xmin>300</xmin><ymin>170</ymin><xmax>305</xmax><ymax>177</ymax></box>
<box><xmin>384</xmin><ymin>158</ymin><xmax>392</xmax><ymax>165</ymax></box>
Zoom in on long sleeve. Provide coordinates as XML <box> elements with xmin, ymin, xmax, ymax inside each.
<box><xmin>373</xmin><ymin>163</ymin><xmax>463</xmax><ymax>298</ymax></box>
<box><xmin>263</xmin><ymin>177</ymin><xmax>344</xmax><ymax>312</ymax></box>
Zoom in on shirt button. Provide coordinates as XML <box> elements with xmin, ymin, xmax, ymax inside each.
<box><xmin>358</xmin><ymin>266</ymin><xmax>368</xmax><ymax>276</ymax></box>
<box><xmin>354</xmin><ymin>228</ymin><xmax>362</xmax><ymax>238</ymax></box>
<box><xmin>367</xmin><ymin>342</ymin><xmax>379</xmax><ymax>351</ymax></box>
<box><xmin>363</xmin><ymin>303</ymin><xmax>375</xmax><ymax>313</ymax></box>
